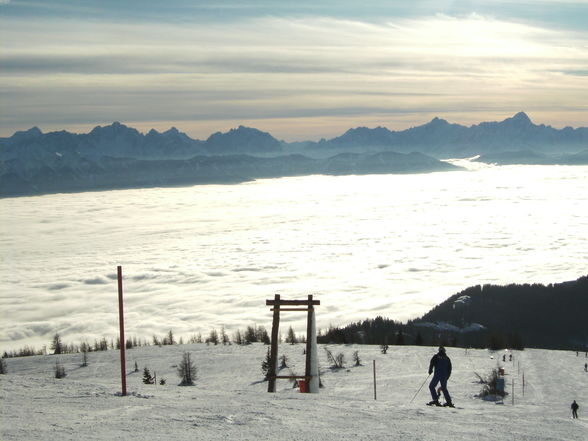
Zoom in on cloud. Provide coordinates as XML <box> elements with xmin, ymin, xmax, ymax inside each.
<box><xmin>0</xmin><ymin>12</ymin><xmax>587</xmax><ymax>137</ymax></box>
<box><xmin>83</xmin><ymin>277</ymin><xmax>109</xmax><ymax>285</ymax></box>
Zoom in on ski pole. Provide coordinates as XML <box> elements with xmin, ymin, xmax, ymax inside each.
<box><xmin>409</xmin><ymin>373</ymin><xmax>431</xmax><ymax>403</ymax></box>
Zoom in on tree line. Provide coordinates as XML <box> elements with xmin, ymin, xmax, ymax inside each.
<box><xmin>2</xmin><ymin>324</ymin><xmax>306</xmax><ymax>358</ymax></box>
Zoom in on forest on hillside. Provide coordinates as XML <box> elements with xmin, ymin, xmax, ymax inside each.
<box><xmin>318</xmin><ymin>276</ymin><xmax>588</xmax><ymax>351</ymax></box>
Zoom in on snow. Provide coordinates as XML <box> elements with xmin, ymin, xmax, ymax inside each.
<box><xmin>461</xmin><ymin>323</ymin><xmax>486</xmax><ymax>332</ymax></box>
<box><xmin>2</xmin><ymin>344</ymin><xmax>587</xmax><ymax>440</ymax></box>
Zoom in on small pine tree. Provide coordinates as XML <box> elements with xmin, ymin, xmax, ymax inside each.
<box><xmin>54</xmin><ymin>360</ymin><xmax>66</xmax><ymax>379</ymax></box>
<box><xmin>233</xmin><ymin>329</ymin><xmax>243</xmax><ymax>345</ymax></box>
<box><xmin>208</xmin><ymin>329</ymin><xmax>219</xmax><ymax>346</ymax></box>
<box><xmin>261</xmin><ymin>331</ymin><xmax>270</xmax><ymax>345</ymax></box>
<box><xmin>244</xmin><ymin>326</ymin><xmax>258</xmax><ymax>343</ymax></box>
<box><xmin>286</xmin><ymin>326</ymin><xmax>298</xmax><ymax>345</ymax></box>
<box><xmin>335</xmin><ymin>353</ymin><xmax>345</xmax><ymax>368</ymax></box>
<box><xmin>166</xmin><ymin>329</ymin><xmax>175</xmax><ymax>345</ymax></box>
<box><xmin>50</xmin><ymin>333</ymin><xmax>63</xmax><ymax>355</ymax></box>
<box><xmin>219</xmin><ymin>326</ymin><xmax>228</xmax><ymax>345</ymax></box>
<box><xmin>279</xmin><ymin>354</ymin><xmax>288</xmax><ymax>369</ymax></box>
<box><xmin>80</xmin><ymin>349</ymin><xmax>88</xmax><ymax>367</ymax></box>
<box><xmin>80</xmin><ymin>341</ymin><xmax>91</xmax><ymax>354</ymax></box>
<box><xmin>177</xmin><ymin>352</ymin><xmax>197</xmax><ymax>386</ymax></box>
<box><xmin>159</xmin><ymin>378</ymin><xmax>166</xmax><ymax>385</ymax></box>
<box><xmin>261</xmin><ymin>347</ymin><xmax>272</xmax><ymax>380</ymax></box>
<box><xmin>134</xmin><ymin>361</ymin><xmax>139</xmax><ymax>372</ymax></box>
<box><xmin>142</xmin><ymin>367</ymin><xmax>154</xmax><ymax>384</ymax></box>
<box><xmin>352</xmin><ymin>350</ymin><xmax>362</xmax><ymax>366</ymax></box>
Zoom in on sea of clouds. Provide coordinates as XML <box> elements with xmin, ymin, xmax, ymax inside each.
<box><xmin>1</xmin><ymin>163</ymin><xmax>587</xmax><ymax>350</ymax></box>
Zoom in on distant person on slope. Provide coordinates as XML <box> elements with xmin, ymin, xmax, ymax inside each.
<box><xmin>428</xmin><ymin>346</ymin><xmax>453</xmax><ymax>407</ymax></box>
<box><xmin>571</xmin><ymin>400</ymin><xmax>579</xmax><ymax>419</ymax></box>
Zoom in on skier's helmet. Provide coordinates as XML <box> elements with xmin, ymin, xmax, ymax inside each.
<box><xmin>438</xmin><ymin>346</ymin><xmax>446</xmax><ymax>354</ymax></box>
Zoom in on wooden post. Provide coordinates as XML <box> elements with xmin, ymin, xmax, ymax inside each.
<box><xmin>522</xmin><ymin>372</ymin><xmax>525</xmax><ymax>397</ymax></box>
<box><xmin>266</xmin><ymin>295</ymin><xmax>319</xmax><ymax>393</ymax></box>
<box><xmin>268</xmin><ymin>294</ymin><xmax>280</xmax><ymax>393</ymax></box>
<box><xmin>512</xmin><ymin>378</ymin><xmax>514</xmax><ymax>405</ymax></box>
<box><xmin>304</xmin><ymin>295</ymin><xmax>313</xmax><ymax>393</ymax></box>
<box><xmin>373</xmin><ymin>360</ymin><xmax>377</xmax><ymax>400</ymax></box>
<box><xmin>117</xmin><ymin>266</ymin><xmax>127</xmax><ymax>396</ymax></box>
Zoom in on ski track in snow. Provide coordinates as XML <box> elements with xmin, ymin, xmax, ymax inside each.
<box><xmin>1</xmin><ymin>345</ymin><xmax>587</xmax><ymax>441</ymax></box>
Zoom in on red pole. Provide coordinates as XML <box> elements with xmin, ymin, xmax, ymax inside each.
<box><xmin>117</xmin><ymin>266</ymin><xmax>127</xmax><ymax>396</ymax></box>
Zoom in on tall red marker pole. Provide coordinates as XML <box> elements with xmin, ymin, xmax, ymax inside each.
<box><xmin>117</xmin><ymin>266</ymin><xmax>127</xmax><ymax>396</ymax></box>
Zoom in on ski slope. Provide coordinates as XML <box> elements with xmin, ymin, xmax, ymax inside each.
<box><xmin>1</xmin><ymin>344</ymin><xmax>587</xmax><ymax>440</ymax></box>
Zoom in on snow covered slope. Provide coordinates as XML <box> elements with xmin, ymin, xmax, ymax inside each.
<box><xmin>1</xmin><ymin>344</ymin><xmax>587</xmax><ymax>440</ymax></box>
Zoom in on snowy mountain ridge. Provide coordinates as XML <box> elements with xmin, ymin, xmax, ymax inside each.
<box><xmin>2</xmin><ymin>112</ymin><xmax>587</xmax><ymax>197</ymax></box>
<box><xmin>2</xmin><ymin>112</ymin><xmax>587</xmax><ymax>163</ymax></box>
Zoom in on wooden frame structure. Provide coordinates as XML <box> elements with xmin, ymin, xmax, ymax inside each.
<box><xmin>266</xmin><ymin>294</ymin><xmax>320</xmax><ymax>393</ymax></box>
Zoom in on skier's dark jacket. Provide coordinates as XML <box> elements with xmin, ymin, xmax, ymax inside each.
<box><xmin>429</xmin><ymin>352</ymin><xmax>452</xmax><ymax>379</ymax></box>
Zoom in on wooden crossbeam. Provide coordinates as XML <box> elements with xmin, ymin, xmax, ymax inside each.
<box><xmin>270</xmin><ymin>308</ymin><xmax>309</xmax><ymax>312</ymax></box>
<box><xmin>266</xmin><ymin>299</ymin><xmax>320</xmax><ymax>306</ymax></box>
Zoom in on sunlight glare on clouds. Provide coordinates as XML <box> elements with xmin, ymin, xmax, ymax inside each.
<box><xmin>0</xmin><ymin>8</ymin><xmax>587</xmax><ymax>137</ymax></box>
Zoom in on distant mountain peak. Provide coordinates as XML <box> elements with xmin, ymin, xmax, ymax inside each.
<box><xmin>26</xmin><ymin>126</ymin><xmax>43</xmax><ymax>135</ymax></box>
<box><xmin>89</xmin><ymin>121</ymin><xmax>138</xmax><ymax>137</ymax></box>
<box><xmin>10</xmin><ymin>126</ymin><xmax>43</xmax><ymax>139</ymax></box>
<box><xmin>428</xmin><ymin>116</ymin><xmax>449</xmax><ymax>125</ymax></box>
<box><xmin>205</xmin><ymin>125</ymin><xmax>282</xmax><ymax>153</ymax></box>
<box><xmin>506</xmin><ymin>111</ymin><xmax>532</xmax><ymax>125</ymax></box>
<box><xmin>234</xmin><ymin>125</ymin><xmax>263</xmax><ymax>134</ymax></box>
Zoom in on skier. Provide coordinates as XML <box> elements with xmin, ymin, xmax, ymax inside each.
<box><xmin>584</xmin><ymin>363</ymin><xmax>587</xmax><ymax>372</ymax></box>
<box><xmin>571</xmin><ymin>400</ymin><xmax>579</xmax><ymax>419</ymax></box>
<box><xmin>427</xmin><ymin>346</ymin><xmax>453</xmax><ymax>407</ymax></box>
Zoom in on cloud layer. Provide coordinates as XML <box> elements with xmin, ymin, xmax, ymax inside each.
<box><xmin>1</xmin><ymin>166</ymin><xmax>587</xmax><ymax>351</ymax></box>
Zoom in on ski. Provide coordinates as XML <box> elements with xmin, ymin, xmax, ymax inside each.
<box><xmin>426</xmin><ymin>402</ymin><xmax>461</xmax><ymax>409</ymax></box>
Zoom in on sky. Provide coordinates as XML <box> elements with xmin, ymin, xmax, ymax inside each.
<box><xmin>1</xmin><ymin>0</ymin><xmax>587</xmax><ymax>141</ymax></box>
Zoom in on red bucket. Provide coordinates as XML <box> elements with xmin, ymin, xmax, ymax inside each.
<box><xmin>299</xmin><ymin>380</ymin><xmax>306</xmax><ymax>393</ymax></box>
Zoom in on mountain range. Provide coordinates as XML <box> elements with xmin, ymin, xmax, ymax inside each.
<box><xmin>317</xmin><ymin>112</ymin><xmax>588</xmax><ymax>156</ymax></box>
<box><xmin>1</xmin><ymin>112</ymin><xmax>587</xmax><ymax>197</ymax></box>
